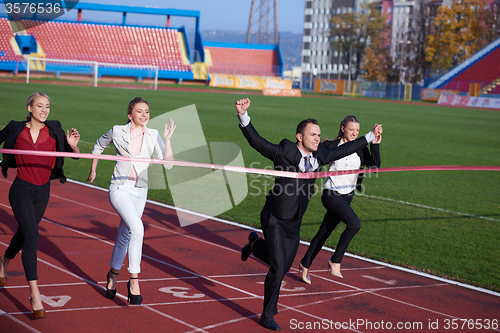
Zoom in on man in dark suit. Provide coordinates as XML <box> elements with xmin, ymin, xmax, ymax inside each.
<box><xmin>236</xmin><ymin>98</ymin><xmax>382</xmax><ymax>330</ymax></box>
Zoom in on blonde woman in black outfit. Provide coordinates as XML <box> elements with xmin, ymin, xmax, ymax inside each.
<box><xmin>298</xmin><ymin>115</ymin><xmax>381</xmax><ymax>284</ymax></box>
<box><xmin>0</xmin><ymin>93</ymin><xmax>80</xmax><ymax>319</ymax></box>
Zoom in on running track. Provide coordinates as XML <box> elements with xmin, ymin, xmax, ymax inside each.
<box><xmin>0</xmin><ymin>173</ymin><xmax>499</xmax><ymax>332</ymax></box>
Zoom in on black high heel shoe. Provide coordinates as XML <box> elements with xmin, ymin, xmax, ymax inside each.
<box><xmin>127</xmin><ymin>277</ymin><xmax>143</xmax><ymax>305</ymax></box>
<box><xmin>105</xmin><ymin>270</ymin><xmax>118</xmax><ymax>300</ymax></box>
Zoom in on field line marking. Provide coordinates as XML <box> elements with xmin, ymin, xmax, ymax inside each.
<box><xmin>142</xmin><ymin>304</ymin><xmax>209</xmax><ymax>333</ymax></box>
<box><xmin>2</xmin><ymin>179</ymin><xmax>499</xmax><ymax>328</ymax></box>
<box><xmin>48</xmin><ymin>193</ymin><xmax>118</xmax><ymax>216</ymax></box>
<box><xmin>4</xmin><ymin>211</ymin><xmax>359</xmax><ymax>333</ymax></box>
<box><xmin>3</xmin><ymin>178</ymin><xmax>500</xmax><ymax>302</ymax></box>
<box><xmin>141</xmin><ymin>254</ymin><xmax>468</xmax><ymax>333</ymax></box>
<box><xmin>2</xmin><ymin>185</ymin><xmax>497</xmax><ymax>333</ymax></box>
<box><xmin>52</xmin><ymin>179</ymin><xmax>500</xmax><ymax>296</ymax></box>
<box><xmin>0</xmin><ymin>308</ymin><xmax>42</xmax><ymax>333</ymax></box>
<box><xmin>48</xmin><ymin>193</ymin><xmax>243</xmax><ymax>255</ymax></box>
<box><xmin>360</xmin><ymin>193</ymin><xmax>500</xmax><ymax>222</ymax></box>
<box><xmin>62</xmin><ymin>179</ymin><xmax>500</xmax><ymax>223</ymax></box>
<box><xmin>361</xmin><ymin>275</ymin><xmax>397</xmax><ymax>285</ymax></box>
<box><xmin>0</xmin><ymin>214</ymin><xmax>207</xmax><ymax>332</ymax></box>
<box><xmin>0</xmin><ymin>207</ymin><xmax>359</xmax><ymax>332</ymax></box>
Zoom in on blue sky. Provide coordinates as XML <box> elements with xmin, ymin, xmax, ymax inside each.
<box><xmin>77</xmin><ymin>0</ymin><xmax>305</xmax><ymax>34</ymax></box>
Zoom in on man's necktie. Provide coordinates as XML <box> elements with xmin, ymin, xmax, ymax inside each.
<box><xmin>304</xmin><ymin>155</ymin><xmax>313</xmax><ymax>172</ymax></box>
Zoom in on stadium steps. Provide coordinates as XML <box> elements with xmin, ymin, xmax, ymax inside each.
<box><xmin>176</xmin><ymin>31</ymin><xmax>191</xmax><ymax>66</ymax></box>
<box><xmin>481</xmin><ymin>78</ymin><xmax>500</xmax><ymax>94</ymax></box>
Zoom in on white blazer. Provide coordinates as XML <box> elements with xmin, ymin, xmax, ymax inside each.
<box><xmin>92</xmin><ymin>123</ymin><xmax>167</xmax><ymax>188</ymax></box>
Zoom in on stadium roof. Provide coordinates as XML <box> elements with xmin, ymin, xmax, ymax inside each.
<box><xmin>73</xmin><ymin>2</ymin><xmax>200</xmax><ymax>18</ymax></box>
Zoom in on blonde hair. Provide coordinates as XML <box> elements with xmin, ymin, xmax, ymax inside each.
<box><xmin>26</xmin><ymin>92</ymin><xmax>51</xmax><ymax>121</ymax></box>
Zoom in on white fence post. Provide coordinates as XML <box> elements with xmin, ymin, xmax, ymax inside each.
<box><xmin>155</xmin><ymin>66</ymin><xmax>158</xmax><ymax>91</ymax></box>
<box><xmin>26</xmin><ymin>55</ymin><xmax>31</xmax><ymax>84</ymax></box>
<box><xmin>94</xmin><ymin>62</ymin><xmax>98</xmax><ymax>88</ymax></box>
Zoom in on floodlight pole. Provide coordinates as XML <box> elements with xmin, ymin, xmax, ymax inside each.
<box><xmin>348</xmin><ymin>44</ymin><xmax>352</xmax><ymax>89</ymax></box>
<box><xmin>247</xmin><ymin>0</ymin><xmax>255</xmax><ymax>43</ymax></box>
<box><xmin>246</xmin><ymin>0</ymin><xmax>279</xmax><ymax>44</ymax></box>
<box><xmin>338</xmin><ymin>43</ymin><xmax>342</xmax><ymax>80</ymax></box>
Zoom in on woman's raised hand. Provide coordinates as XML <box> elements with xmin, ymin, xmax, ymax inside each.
<box><xmin>164</xmin><ymin>118</ymin><xmax>176</xmax><ymax>141</ymax></box>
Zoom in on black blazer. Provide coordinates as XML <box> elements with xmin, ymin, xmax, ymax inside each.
<box><xmin>240</xmin><ymin>121</ymin><xmax>369</xmax><ymax>220</ymax></box>
<box><xmin>0</xmin><ymin>120</ymin><xmax>75</xmax><ymax>183</ymax></box>
<box><xmin>324</xmin><ymin>138</ymin><xmax>381</xmax><ymax>190</ymax></box>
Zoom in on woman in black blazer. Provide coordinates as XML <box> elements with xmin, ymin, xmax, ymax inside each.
<box><xmin>0</xmin><ymin>92</ymin><xmax>80</xmax><ymax>319</ymax></box>
<box><xmin>299</xmin><ymin>115</ymin><xmax>381</xmax><ymax>284</ymax></box>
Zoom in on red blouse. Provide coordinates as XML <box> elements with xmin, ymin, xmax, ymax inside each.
<box><xmin>15</xmin><ymin>125</ymin><xmax>56</xmax><ymax>185</ymax></box>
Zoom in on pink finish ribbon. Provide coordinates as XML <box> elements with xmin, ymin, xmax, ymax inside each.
<box><xmin>1</xmin><ymin>148</ymin><xmax>499</xmax><ymax>179</ymax></box>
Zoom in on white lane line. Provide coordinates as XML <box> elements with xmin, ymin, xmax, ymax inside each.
<box><xmin>63</xmin><ymin>178</ymin><xmax>500</xmax><ymax>296</ymax></box>
<box><xmin>63</xmin><ymin>179</ymin><xmax>500</xmax><ymax>296</ymax></box>
<box><xmin>1</xmin><ymin>199</ymin><xmax>364</xmax><ymax>331</ymax></box>
<box><xmin>1</xmin><ymin>178</ymin><xmax>499</xmax><ymax>332</ymax></box>
<box><xmin>39</xmin><ymin>198</ymin><xmax>492</xmax><ymax>332</ymax></box>
<box><xmin>0</xmin><ymin>309</ymin><xmax>42</xmax><ymax>333</ymax></box>
<box><xmin>0</xmin><ymin>213</ymin><xmax>208</xmax><ymax>332</ymax></box>
<box><xmin>361</xmin><ymin>275</ymin><xmax>397</xmax><ymax>285</ymax></box>
<box><xmin>360</xmin><ymin>193</ymin><xmax>500</xmax><ymax>222</ymax></box>
<box><xmin>4</xmin><ymin>283</ymin><xmax>449</xmax><ymax>313</ymax></box>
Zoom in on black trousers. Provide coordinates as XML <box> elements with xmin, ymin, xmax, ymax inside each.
<box><xmin>252</xmin><ymin>207</ymin><xmax>301</xmax><ymax>320</ymax></box>
<box><xmin>5</xmin><ymin>177</ymin><xmax>50</xmax><ymax>281</ymax></box>
<box><xmin>301</xmin><ymin>189</ymin><xmax>360</xmax><ymax>268</ymax></box>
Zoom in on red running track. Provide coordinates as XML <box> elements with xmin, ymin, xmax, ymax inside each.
<box><xmin>0</xmin><ymin>173</ymin><xmax>499</xmax><ymax>332</ymax></box>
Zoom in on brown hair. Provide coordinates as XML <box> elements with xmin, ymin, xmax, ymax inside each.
<box><xmin>126</xmin><ymin>97</ymin><xmax>149</xmax><ymax>124</ymax></box>
<box><xmin>333</xmin><ymin>115</ymin><xmax>359</xmax><ymax>140</ymax></box>
<box><xmin>26</xmin><ymin>92</ymin><xmax>51</xmax><ymax>121</ymax></box>
<box><xmin>296</xmin><ymin>118</ymin><xmax>319</xmax><ymax>135</ymax></box>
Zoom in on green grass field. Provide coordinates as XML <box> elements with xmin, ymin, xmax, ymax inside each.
<box><xmin>1</xmin><ymin>81</ymin><xmax>499</xmax><ymax>291</ymax></box>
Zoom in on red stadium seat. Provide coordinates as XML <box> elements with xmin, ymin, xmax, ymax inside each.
<box><xmin>444</xmin><ymin>47</ymin><xmax>500</xmax><ymax>94</ymax></box>
<box><xmin>0</xmin><ymin>18</ymin><xmax>26</xmax><ymax>62</ymax></box>
<box><xmin>18</xmin><ymin>19</ymin><xmax>189</xmax><ymax>71</ymax></box>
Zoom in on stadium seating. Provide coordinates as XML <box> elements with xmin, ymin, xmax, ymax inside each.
<box><xmin>443</xmin><ymin>46</ymin><xmax>500</xmax><ymax>94</ymax></box>
<box><xmin>205</xmin><ymin>46</ymin><xmax>280</xmax><ymax>77</ymax></box>
<box><xmin>0</xmin><ymin>18</ymin><xmax>25</xmax><ymax>62</ymax></box>
<box><xmin>18</xmin><ymin>19</ymin><xmax>190</xmax><ymax>72</ymax></box>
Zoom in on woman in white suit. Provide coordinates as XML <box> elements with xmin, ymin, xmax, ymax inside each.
<box><xmin>87</xmin><ymin>97</ymin><xmax>176</xmax><ymax>305</ymax></box>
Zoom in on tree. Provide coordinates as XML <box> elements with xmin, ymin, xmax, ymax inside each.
<box><xmin>361</xmin><ymin>31</ymin><xmax>393</xmax><ymax>82</ymax></box>
<box><xmin>425</xmin><ymin>0</ymin><xmax>497</xmax><ymax>76</ymax></box>
<box><xmin>405</xmin><ymin>0</ymin><xmax>434</xmax><ymax>84</ymax></box>
<box><xmin>330</xmin><ymin>4</ymin><xmax>388</xmax><ymax>80</ymax></box>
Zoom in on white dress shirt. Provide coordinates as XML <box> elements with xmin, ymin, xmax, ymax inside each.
<box><xmin>92</xmin><ymin>123</ymin><xmax>169</xmax><ymax>188</ymax></box>
<box><xmin>323</xmin><ymin>139</ymin><xmax>361</xmax><ymax>194</ymax></box>
<box><xmin>238</xmin><ymin>111</ymin><xmax>318</xmax><ymax>171</ymax></box>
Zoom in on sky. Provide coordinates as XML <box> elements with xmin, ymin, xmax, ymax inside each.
<box><xmin>75</xmin><ymin>0</ymin><xmax>306</xmax><ymax>34</ymax></box>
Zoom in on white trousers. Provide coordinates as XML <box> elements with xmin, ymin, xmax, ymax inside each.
<box><xmin>108</xmin><ymin>180</ymin><xmax>148</xmax><ymax>274</ymax></box>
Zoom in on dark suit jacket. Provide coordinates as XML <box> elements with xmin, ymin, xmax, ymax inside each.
<box><xmin>324</xmin><ymin>138</ymin><xmax>381</xmax><ymax>191</ymax></box>
<box><xmin>240</xmin><ymin>121</ymin><xmax>369</xmax><ymax>220</ymax></box>
<box><xmin>0</xmin><ymin>120</ymin><xmax>75</xmax><ymax>183</ymax></box>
